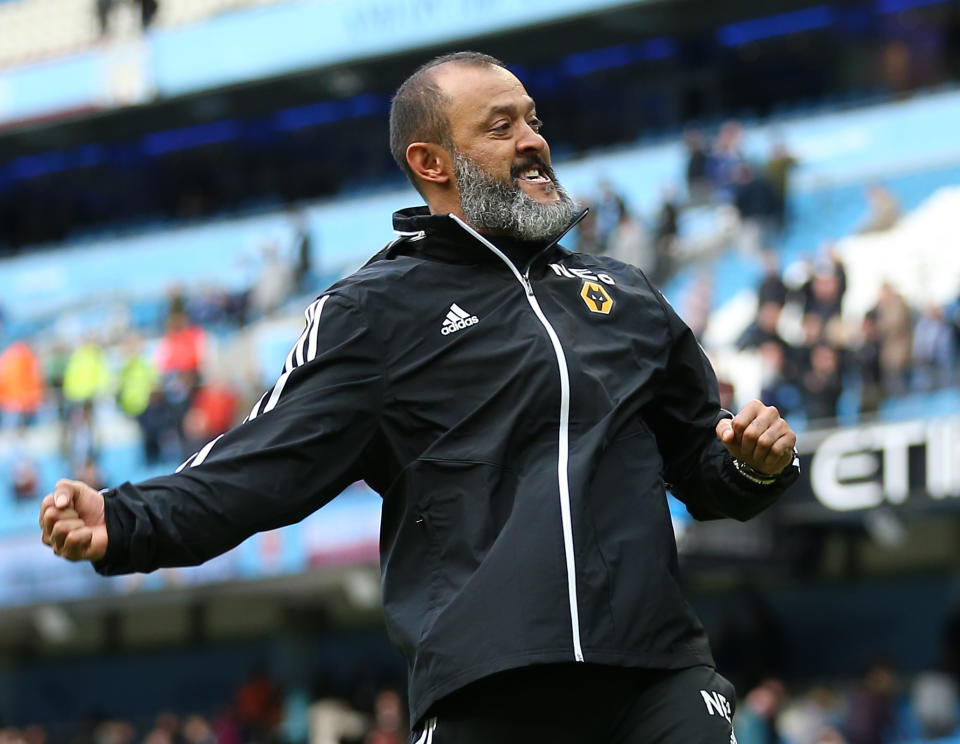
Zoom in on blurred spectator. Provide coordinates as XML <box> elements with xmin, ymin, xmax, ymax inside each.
<box><xmin>45</xmin><ymin>341</ymin><xmax>70</xmax><ymax>423</ymax></box>
<box><xmin>652</xmin><ymin>188</ymin><xmax>679</xmax><ymax>283</ymax></box>
<box><xmin>757</xmin><ymin>251</ymin><xmax>788</xmax><ymax>308</ymax></box>
<box><xmin>780</xmin><ymin>686</ymin><xmax>846</xmax><ymax>744</ymax></box>
<box><xmin>802</xmin><ymin>343</ymin><xmax>844</xmax><ymax>422</ymax></box>
<box><xmin>291</xmin><ymin>210</ymin><xmax>314</xmax><ymax>294</ymax></box>
<box><xmin>92</xmin><ymin>720</ymin><xmax>135</xmax><ymax>744</ymax></box>
<box><xmin>949</xmin><ymin>288</ymin><xmax>960</xmax><ymax>351</ymax></box>
<box><xmin>164</xmin><ymin>371</ymin><xmax>200</xmax><ymax>459</ymax></box>
<box><xmin>139</xmin><ymin>0</ymin><xmax>159</xmax><ymax>30</ymax></box>
<box><xmin>116</xmin><ymin>335</ymin><xmax>158</xmax><ymax>420</ymax></box>
<box><xmin>63</xmin><ymin>338</ymin><xmax>112</xmax><ymax>410</ymax></box>
<box><xmin>9</xmin><ymin>428</ymin><xmax>40</xmax><ymax>502</ymax></box>
<box><xmin>235</xmin><ymin>667</ymin><xmax>283</xmax><ymax>741</ymax></box>
<box><xmin>0</xmin><ymin>341</ymin><xmax>44</xmax><ymax>427</ymax></box>
<box><xmin>796</xmin><ymin>312</ymin><xmax>826</xmax><ymax>373</ymax></box>
<box><xmin>873</xmin><ymin>283</ymin><xmax>913</xmax><ymax>396</ymax></box>
<box><xmin>912</xmin><ymin>305</ymin><xmax>956</xmax><ymax>391</ymax></box>
<box><xmin>911</xmin><ymin>672</ymin><xmax>959</xmax><ymax>740</ymax></box>
<box><xmin>605</xmin><ymin>206</ymin><xmax>654</xmax><ymax>273</ymax></box>
<box><xmin>309</xmin><ymin>700</ymin><xmax>368</xmax><ymax>744</ymax></box>
<box><xmin>212</xmin><ymin>709</ymin><xmax>242</xmax><ymax>744</ymax></box>
<box><xmin>96</xmin><ymin>0</ymin><xmax>114</xmax><ymax>35</ymax></box>
<box><xmin>182</xmin><ymin>715</ymin><xmax>216</xmax><ymax>744</ymax></box>
<box><xmin>364</xmin><ymin>689</ymin><xmax>407</xmax><ymax>744</ymax></box>
<box><xmin>575</xmin><ymin>202</ymin><xmax>601</xmax><ymax>254</ymax></box>
<box><xmin>845</xmin><ymin>661</ymin><xmax>898</xmax><ymax>744</ymax></box>
<box><xmin>682</xmin><ymin>274</ymin><xmax>713</xmax><ymax>342</ymax></box>
<box><xmin>734</xmin><ymin>678</ymin><xmax>786</xmax><ymax>744</ymax></box>
<box><xmin>766</xmin><ymin>140</ymin><xmax>798</xmax><ymax>232</ymax></box>
<box><xmin>593</xmin><ymin>181</ymin><xmax>626</xmax><ymax>253</ymax></box>
<box><xmin>802</xmin><ymin>256</ymin><xmax>846</xmax><ymax>324</ymax></box>
<box><xmin>182</xmin><ymin>378</ymin><xmax>239</xmax><ymax>454</ymax></box>
<box><xmin>710</xmin><ymin>120</ymin><xmax>746</xmax><ymax>201</ymax></box>
<box><xmin>854</xmin><ymin>310</ymin><xmax>885</xmax><ymax>414</ymax></box>
<box><xmin>734</xmin><ymin>163</ymin><xmax>779</xmax><ymax>255</ymax></box>
<box><xmin>65</xmin><ymin>400</ymin><xmax>100</xmax><ymax>473</ymax></box>
<box><xmin>734</xmin><ymin>164</ymin><xmax>778</xmax><ymax>224</ymax></box>
<box><xmin>857</xmin><ymin>185</ymin><xmax>901</xmax><ymax>234</ymax></box>
<box><xmin>737</xmin><ymin>301</ymin><xmax>790</xmax><ymax>355</ymax></box>
<box><xmin>684</xmin><ymin>127</ymin><xmax>711</xmax><ymax>204</ymax></box>
<box><xmin>149</xmin><ymin>713</ymin><xmax>184</xmax><ymax>744</ymax></box>
<box><xmin>760</xmin><ymin>341</ymin><xmax>804</xmax><ymax>418</ymax></box>
<box><xmin>251</xmin><ymin>242</ymin><xmax>295</xmax><ymax>317</ymax></box>
<box><xmin>155</xmin><ymin>312</ymin><xmax>207</xmax><ymax>378</ymax></box>
<box><xmin>97</xmin><ymin>0</ymin><xmax>158</xmax><ymax>35</ymax></box>
<box><xmin>138</xmin><ymin>387</ymin><xmax>174</xmax><ymax>465</ymax></box>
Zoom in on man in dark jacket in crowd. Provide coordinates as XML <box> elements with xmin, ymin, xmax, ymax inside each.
<box><xmin>41</xmin><ymin>52</ymin><xmax>799</xmax><ymax>744</ymax></box>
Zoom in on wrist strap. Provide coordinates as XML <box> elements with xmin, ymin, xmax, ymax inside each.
<box><xmin>732</xmin><ymin>458</ymin><xmax>780</xmax><ymax>485</ymax></box>
<box><xmin>732</xmin><ymin>447</ymin><xmax>800</xmax><ymax>486</ymax></box>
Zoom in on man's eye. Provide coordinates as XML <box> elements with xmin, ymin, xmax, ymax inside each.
<box><xmin>529</xmin><ymin>118</ymin><xmax>543</xmax><ymax>132</ymax></box>
<box><xmin>492</xmin><ymin>122</ymin><xmax>511</xmax><ymax>133</ymax></box>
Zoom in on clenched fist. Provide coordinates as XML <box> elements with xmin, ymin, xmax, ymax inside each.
<box><xmin>715</xmin><ymin>400</ymin><xmax>796</xmax><ymax>476</ymax></box>
<box><xmin>39</xmin><ymin>479</ymin><xmax>108</xmax><ymax>562</ymax></box>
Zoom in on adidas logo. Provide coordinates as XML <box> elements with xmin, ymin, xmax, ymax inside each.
<box><xmin>441</xmin><ymin>303</ymin><xmax>479</xmax><ymax>335</ymax></box>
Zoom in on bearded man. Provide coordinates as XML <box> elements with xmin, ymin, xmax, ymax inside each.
<box><xmin>41</xmin><ymin>52</ymin><xmax>799</xmax><ymax>743</ymax></box>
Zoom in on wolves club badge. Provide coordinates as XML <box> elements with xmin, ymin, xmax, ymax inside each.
<box><xmin>580</xmin><ymin>281</ymin><xmax>613</xmax><ymax>315</ymax></box>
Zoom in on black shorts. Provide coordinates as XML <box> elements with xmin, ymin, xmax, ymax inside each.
<box><xmin>410</xmin><ymin>663</ymin><xmax>737</xmax><ymax>744</ymax></box>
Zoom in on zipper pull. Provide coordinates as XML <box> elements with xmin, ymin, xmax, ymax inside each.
<box><xmin>521</xmin><ymin>273</ymin><xmax>534</xmax><ymax>295</ymax></box>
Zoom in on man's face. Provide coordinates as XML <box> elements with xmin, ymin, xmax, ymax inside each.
<box><xmin>433</xmin><ymin>64</ymin><xmax>576</xmax><ymax>239</ymax></box>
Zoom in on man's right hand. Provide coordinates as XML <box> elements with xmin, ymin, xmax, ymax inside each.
<box><xmin>39</xmin><ymin>479</ymin><xmax>108</xmax><ymax>562</ymax></box>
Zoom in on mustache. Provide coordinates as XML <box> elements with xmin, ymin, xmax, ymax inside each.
<box><xmin>510</xmin><ymin>156</ymin><xmax>556</xmax><ymax>182</ymax></box>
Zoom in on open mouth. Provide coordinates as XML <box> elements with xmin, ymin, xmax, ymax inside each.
<box><xmin>516</xmin><ymin>166</ymin><xmax>553</xmax><ymax>185</ymax></box>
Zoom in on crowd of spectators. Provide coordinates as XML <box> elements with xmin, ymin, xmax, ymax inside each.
<box><xmin>730</xmin><ymin>251</ymin><xmax>960</xmax><ymax>425</ymax></box>
<box><xmin>0</xmin><ymin>228</ymin><xmax>314</xmax><ymax>504</ymax></box>
<box><xmin>3</xmin><ymin>605</ymin><xmax>960</xmax><ymax>744</ymax></box>
<box><xmin>0</xmin><ymin>671</ymin><xmax>408</xmax><ymax>744</ymax></box>
<box><xmin>573</xmin><ymin>120</ymin><xmax>958</xmax><ymax>428</ymax></box>
<box><xmin>577</xmin><ymin>120</ymin><xmax>797</xmax><ymax>284</ymax></box>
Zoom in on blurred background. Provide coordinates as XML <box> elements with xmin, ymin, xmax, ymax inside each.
<box><xmin>1</xmin><ymin>0</ymin><xmax>959</xmax><ymax>742</ymax></box>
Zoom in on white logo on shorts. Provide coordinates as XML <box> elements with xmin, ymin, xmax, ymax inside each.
<box><xmin>700</xmin><ymin>689</ymin><xmax>732</xmax><ymax>723</ymax></box>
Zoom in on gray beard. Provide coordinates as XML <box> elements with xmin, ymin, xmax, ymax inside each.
<box><xmin>453</xmin><ymin>150</ymin><xmax>577</xmax><ymax>242</ymax></box>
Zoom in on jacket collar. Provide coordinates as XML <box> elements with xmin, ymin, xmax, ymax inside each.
<box><xmin>390</xmin><ymin>206</ymin><xmax>588</xmax><ymax>273</ymax></box>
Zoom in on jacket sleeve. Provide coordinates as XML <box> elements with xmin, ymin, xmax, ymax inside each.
<box><xmin>94</xmin><ymin>292</ymin><xmax>384</xmax><ymax>575</ymax></box>
<box><xmin>642</xmin><ymin>285</ymin><xmax>798</xmax><ymax>522</ymax></box>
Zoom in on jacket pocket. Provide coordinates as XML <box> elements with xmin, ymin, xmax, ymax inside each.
<box><xmin>413</xmin><ymin>458</ymin><xmax>517</xmax><ymax>599</ymax></box>
<box><xmin>382</xmin><ymin>458</ymin><xmax>518</xmax><ymax>650</ymax></box>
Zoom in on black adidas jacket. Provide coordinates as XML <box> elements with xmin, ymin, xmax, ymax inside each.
<box><xmin>94</xmin><ymin>206</ymin><xmax>798</xmax><ymax>724</ymax></box>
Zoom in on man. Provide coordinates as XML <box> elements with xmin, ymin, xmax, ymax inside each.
<box><xmin>41</xmin><ymin>52</ymin><xmax>799</xmax><ymax>744</ymax></box>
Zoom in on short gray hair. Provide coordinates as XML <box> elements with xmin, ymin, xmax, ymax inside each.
<box><xmin>389</xmin><ymin>51</ymin><xmax>508</xmax><ymax>191</ymax></box>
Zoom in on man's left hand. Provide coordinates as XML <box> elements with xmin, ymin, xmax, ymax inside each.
<box><xmin>715</xmin><ymin>400</ymin><xmax>796</xmax><ymax>476</ymax></box>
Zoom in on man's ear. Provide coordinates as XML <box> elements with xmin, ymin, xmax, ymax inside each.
<box><xmin>406</xmin><ymin>142</ymin><xmax>452</xmax><ymax>186</ymax></box>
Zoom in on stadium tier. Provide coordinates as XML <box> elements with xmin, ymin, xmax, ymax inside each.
<box><xmin>0</xmin><ymin>0</ymin><xmax>288</xmax><ymax>71</ymax></box>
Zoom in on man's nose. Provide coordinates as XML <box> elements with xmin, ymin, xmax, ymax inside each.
<box><xmin>516</xmin><ymin>123</ymin><xmax>547</xmax><ymax>154</ymax></box>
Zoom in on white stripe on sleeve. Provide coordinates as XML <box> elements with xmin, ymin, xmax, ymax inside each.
<box><xmin>293</xmin><ymin>296</ymin><xmax>323</xmax><ymax>368</ymax></box>
<box><xmin>190</xmin><ymin>434</ymin><xmax>225</xmax><ymax>468</ymax></box>
<box><xmin>306</xmin><ymin>294</ymin><xmax>330</xmax><ymax>362</ymax></box>
<box><xmin>175</xmin><ymin>452</ymin><xmax>198</xmax><ymax>473</ymax></box>
<box><xmin>246</xmin><ymin>390</ymin><xmax>268</xmax><ymax>422</ymax></box>
<box><xmin>261</xmin><ymin>368</ymin><xmax>292</xmax><ymax>415</ymax></box>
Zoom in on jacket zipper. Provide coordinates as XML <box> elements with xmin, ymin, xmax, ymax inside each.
<box><xmin>449</xmin><ymin>215</ymin><xmax>585</xmax><ymax>663</ymax></box>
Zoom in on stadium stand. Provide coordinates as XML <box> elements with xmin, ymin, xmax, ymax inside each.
<box><xmin>0</xmin><ymin>0</ymin><xmax>284</xmax><ymax>69</ymax></box>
